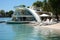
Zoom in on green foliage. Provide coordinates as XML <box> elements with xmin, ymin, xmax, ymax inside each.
<box><xmin>0</xmin><ymin>10</ymin><xmax>14</xmax><ymax>17</ymax></box>
<box><xmin>33</xmin><ymin>1</ymin><xmax>43</xmax><ymax>7</ymax></box>
<box><xmin>6</xmin><ymin>10</ymin><xmax>14</xmax><ymax>17</ymax></box>
<box><xmin>49</xmin><ymin>0</ymin><xmax>60</xmax><ymax>21</ymax></box>
<box><xmin>49</xmin><ymin>0</ymin><xmax>60</xmax><ymax>14</ymax></box>
<box><xmin>27</xmin><ymin>6</ymin><xmax>30</xmax><ymax>8</ymax></box>
<box><xmin>0</xmin><ymin>10</ymin><xmax>5</xmax><ymax>17</ymax></box>
<box><xmin>43</xmin><ymin>0</ymin><xmax>53</xmax><ymax>12</ymax></box>
<box><xmin>8</xmin><ymin>10</ymin><xmax>14</xmax><ymax>17</ymax></box>
<box><xmin>5</xmin><ymin>12</ymin><xmax>9</xmax><ymax>17</ymax></box>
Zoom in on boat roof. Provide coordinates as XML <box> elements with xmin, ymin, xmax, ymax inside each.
<box><xmin>15</xmin><ymin>7</ymin><xmax>28</xmax><ymax>11</ymax></box>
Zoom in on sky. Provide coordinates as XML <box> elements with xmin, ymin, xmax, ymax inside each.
<box><xmin>0</xmin><ymin>0</ymin><xmax>43</xmax><ymax>11</ymax></box>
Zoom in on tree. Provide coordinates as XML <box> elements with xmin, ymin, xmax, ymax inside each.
<box><xmin>43</xmin><ymin>0</ymin><xmax>53</xmax><ymax>12</ymax></box>
<box><xmin>8</xmin><ymin>10</ymin><xmax>14</xmax><ymax>17</ymax></box>
<box><xmin>33</xmin><ymin>1</ymin><xmax>43</xmax><ymax>7</ymax></box>
<box><xmin>0</xmin><ymin>10</ymin><xmax>5</xmax><ymax>17</ymax></box>
<box><xmin>6</xmin><ymin>10</ymin><xmax>14</xmax><ymax>17</ymax></box>
<box><xmin>48</xmin><ymin>0</ymin><xmax>60</xmax><ymax>22</ymax></box>
<box><xmin>5</xmin><ymin>12</ymin><xmax>9</xmax><ymax>17</ymax></box>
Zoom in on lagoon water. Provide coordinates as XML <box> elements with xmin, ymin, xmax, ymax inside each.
<box><xmin>0</xmin><ymin>18</ymin><xmax>60</xmax><ymax>40</ymax></box>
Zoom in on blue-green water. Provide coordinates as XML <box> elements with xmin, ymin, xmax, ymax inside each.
<box><xmin>0</xmin><ymin>18</ymin><xmax>60</xmax><ymax>40</ymax></box>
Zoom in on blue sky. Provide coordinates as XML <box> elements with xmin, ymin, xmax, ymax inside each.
<box><xmin>0</xmin><ymin>0</ymin><xmax>43</xmax><ymax>11</ymax></box>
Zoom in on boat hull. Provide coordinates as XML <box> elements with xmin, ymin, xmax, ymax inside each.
<box><xmin>6</xmin><ymin>21</ymin><xmax>30</xmax><ymax>24</ymax></box>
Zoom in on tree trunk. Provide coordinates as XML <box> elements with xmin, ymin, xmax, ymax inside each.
<box><xmin>55</xmin><ymin>12</ymin><xmax>59</xmax><ymax>22</ymax></box>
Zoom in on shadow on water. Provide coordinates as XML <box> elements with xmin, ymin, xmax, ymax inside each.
<box><xmin>47</xmin><ymin>36</ymin><xmax>60</xmax><ymax>40</ymax></box>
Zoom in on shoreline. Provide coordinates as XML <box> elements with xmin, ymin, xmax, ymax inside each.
<box><xmin>41</xmin><ymin>23</ymin><xmax>60</xmax><ymax>29</ymax></box>
<box><xmin>32</xmin><ymin>23</ymin><xmax>60</xmax><ymax>37</ymax></box>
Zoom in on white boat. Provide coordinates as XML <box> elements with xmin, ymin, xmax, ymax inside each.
<box><xmin>6</xmin><ymin>7</ymin><xmax>41</xmax><ymax>24</ymax></box>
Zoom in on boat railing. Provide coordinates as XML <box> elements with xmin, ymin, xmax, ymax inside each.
<box><xmin>13</xmin><ymin>15</ymin><xmax>33</xmax><ymax>17</ymax></box>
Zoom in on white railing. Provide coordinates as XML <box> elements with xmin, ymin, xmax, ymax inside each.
<box><xmin>13</xmin><ymin>15</ymin><xmax>33</xmax><ymax>17</ymax></box>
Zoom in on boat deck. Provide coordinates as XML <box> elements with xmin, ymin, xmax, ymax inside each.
<box><xmin>6</xmin><ymin>21</ymin><xmax>36</xmax><ymax>24</ymax></box>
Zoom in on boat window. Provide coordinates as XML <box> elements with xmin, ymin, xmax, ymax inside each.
<box><xmin>25</xmin><ymin>10</ymin><xmax>32</xmax><ymax>15</ymax></box>
<box><xmin>16</xmin><ymin>17</ymin><xmax>37</xmax><ymax>21</ymax></box>
<box><xmin>15</xmin><ymin>9</ymin><xmax>32</xmax><ymax>15</ymax></box>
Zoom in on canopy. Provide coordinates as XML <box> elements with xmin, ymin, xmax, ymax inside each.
<box><xmin>40</xmin><ymin>14</ymin><xmax>49</xmax><ymax>17</ymax></box>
